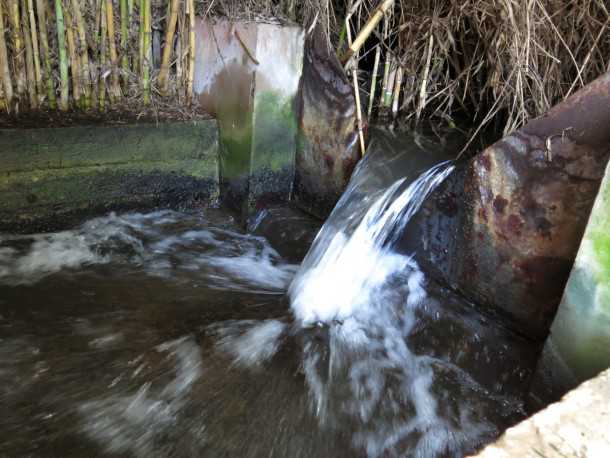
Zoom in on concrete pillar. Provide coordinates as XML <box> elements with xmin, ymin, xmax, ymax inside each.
<box><xmin>193</xmin><ymin>19</ymin><xmax>304</xmax><ymax>220</ymax></box>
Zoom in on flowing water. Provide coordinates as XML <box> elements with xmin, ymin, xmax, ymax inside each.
<box><xmin>0</xmin><ymin>130</ymin><xmax>535</xmax><ymax>457</ymax></box>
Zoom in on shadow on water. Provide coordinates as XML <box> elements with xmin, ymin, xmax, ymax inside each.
<box><xmin>0</xmin><ymin>128</ymin><xmax>536</xmax><ymax>457</ymax></box>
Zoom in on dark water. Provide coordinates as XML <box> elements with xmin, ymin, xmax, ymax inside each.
<box><xmin>0</xmin><ymin>131</ymin><xmax>537</xmax><ymax>458</ymax></box>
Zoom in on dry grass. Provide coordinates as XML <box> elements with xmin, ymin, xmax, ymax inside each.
<box><xmin>0</xmin><ymin>0</ymin><xmax>608</xmax><ymax>135</ymax></box>
<box><xmin>343</xmin><ymin>0</ymin><xmax>609</xmax><ymax>134</ymax></box>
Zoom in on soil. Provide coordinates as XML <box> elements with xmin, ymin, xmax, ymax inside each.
<box><xmin>0</xmin><ymin>102</ymin><xmax>213</xmax><ymax>128</ymax></box>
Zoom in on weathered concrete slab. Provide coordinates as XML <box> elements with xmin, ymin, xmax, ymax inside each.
<box><xmin>533</xmin><ymin>159</ymin><xmax>610</xmax><ymax>399</ymax></box>
<box><xmin>0</xmin><ymin>121</ymin><xmax>220</xmax><ymax>232</ymax></box>
<box><xmin>194</xmin><ymin>19</ymin><xmax>304</xmax><ymax>219</ymax></box>
<box><xmin>293</xmin><ymin>30</ymin><xmax>361</xmax><ymax>219</ymax></box>
<box><xmin>472</xmin><ymin>368</ymin><xmax>610</xmax><ymax>458</ymax></box>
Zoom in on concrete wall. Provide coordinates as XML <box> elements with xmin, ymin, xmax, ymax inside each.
<box><xmin>534</xmin><ymin>159</ymin><xmax>610</xmax><ymax>399</ymax></box>
<box><xmin>194</xmin><ymin>19</ymin><xmax>304</xmax><ymax>220</ymax></box>
<box><xmin>0</xmin><ymin>121</ymin><xmax>220</xmax><ymax>232</ymax></box>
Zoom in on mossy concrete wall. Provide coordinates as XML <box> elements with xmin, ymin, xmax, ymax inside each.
<box><xmin>0</xmin><ymin>120</ymin><xmax>220</xmax><ymax>232</ymax></box>
<box><xmin>194</xmin><ymin>19</ymin><xmax>304</xmax><ymax>221</ymax></box>
<box><xmin>534</xmin><ymin>158</ymin><xmax>610</xmax><ymax>397</ymax></box>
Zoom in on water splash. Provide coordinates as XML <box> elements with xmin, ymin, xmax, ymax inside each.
<box><xmin>0</xmin><ymin>210</ymin><xmax>297</xmax><ymax>293</ymax></box>
<box><xmin>290</xmin><ymin>161</ymin><xmax>454</xmax><ymax>325</ymax></box>
<box><xmin>288</xmin><ymin>160</ymin><xmax>518</xmax><ymax>456</ymax></box>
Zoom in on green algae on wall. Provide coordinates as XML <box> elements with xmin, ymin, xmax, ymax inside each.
<box><xmin>0</xmin><ymin>120</ymin><xmax>220</xmax><ymax>232</ymax></box>
<box><xmin>193</xmin><ymin>20</ymin><xmax>304</xmax><ymax>219</ymax></box>
<box><xmin>545</xmin><ymin>159</ymin><xmax>610</xmax><ymax>385</ymax></box>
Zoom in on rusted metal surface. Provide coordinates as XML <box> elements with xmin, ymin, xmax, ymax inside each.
<box><xmin>293</xmin><ymin>30</ymin><xmax>361</xmax><ymax>219</ymax></box>
<box><xmin>456</xmin><ymin>72</ymin><xmax>610</xmax><ymax>339</ymax></box>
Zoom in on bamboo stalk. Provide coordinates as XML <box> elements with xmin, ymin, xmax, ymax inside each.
<box><xmin>391</xmin><ymin>65</ymin><xmax>402</xmax><ymax>118</ymax></box>
<box><xmin>26</xmin><ymin>0</ymin><xmax>42</xmax><ymax>103</ymax></box>
<box><xmin>142</xmin><ymin>0</ymin><xmax>150</xmax><ymax>104</ymax></box>
<box><xmin>341</xmin><ymin>0</ymin><xmax>394</xmax><ymax>66</ymax></box>
<box><xmin>186</xmin><ymin>0</ymin><xmax>195</xmax><ymax>103</ymax></box>
<box><xmin>157</xmin><ymin>0</ymin><xmax>179</xmax><ymax>95</ymax></box>
<box><xmin>382</xmin><ymin>55</ymin><xmax>394</xmax><ymax>107</ymax></box>
<box><xmin>36</xmin><ymin>0</ymin><xmax>55</xmax><ymax>108</ymax></box>
<box><xmin>21</xmin><ymin>0</ymin><xmax>37</xmax><ymax>107</ymax></box>
<box><xmin>105</xmin><ymin>0</ymin><xmax>121</xmax><ymax>102</ymax></box>
<box><xmin>175</xmin><ymin>2</ymin><xmax>182</xmax><ymax>98</ymax></box>
<box><xmin>63</xmin><ymin>1</ymin><xmax>81</xmax><ymax>107</ymax></box>
<box><xmin>0</xmin><ymin>0</ymin><xmax>13</xmax><ymax>108</ymax></box>
<box><xmin>137</xmin><ymin>0</ymin><xmax>143</xmax><ymax>74</ymax></box>
<box><xmin>119</xmin><ymin>0</ymin><xmax>128</xmax><ymax>82</ymax></box>
<box><xmin>351</xmin><ymin>68</ymin><xmax>366</xmax><ymax>156</ymax></box>
<box><xmin>72</xmin><ymin>0</ymin><xmax>91</xmax><ymax>108</ymax></box>
<box><xmin>8</xmin><ymin>0</ymin><xmax>26</xmax><ymax>97</ymax></box>
<box><xmin>54</xmin><ymin>0</ymin><xmax>69</xmax><ymax>110</ymax></box>
<box><xmin>416</xmin><ymin>33</ymin><xmax>434</xmax><ymax>120</ymax></box>
<box><xmin>367</xmin><ymin>44</ymin><xmax>380</xmax><ymax>117</ymax></box>
<box><xmin>0</xmin><ymin>73</ymin><xmax>4</xmax><ymax>109</ymax></box>
<box><xmin>99</xmin><ymin>0</ymin><xmax>107</xmax><ymax>109</ymax></box>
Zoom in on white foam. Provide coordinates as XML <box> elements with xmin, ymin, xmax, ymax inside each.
<box><xmin>79</xmin><ymin>336</ymin><xmax>203</xmax><ymax>457</ymax></box>
<box><xmin>289</xmin><ymin>161</ymin><xmax>508</xmax><ymax>455</ymax></box>
<box><xmin>211</xmin><ymin>319</ymin><xmax>287</xmax><ymax>368</ymax></box>
<box><xmin>0</xmin><ymin>210</ymin><xmax>297</xmax><ymax>293</ymax></box>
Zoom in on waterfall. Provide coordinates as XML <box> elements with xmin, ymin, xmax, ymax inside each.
<box><xmin>289</xmin><ymin>161</ymin><xmax>454</xmax><ymax>325</ymax></box>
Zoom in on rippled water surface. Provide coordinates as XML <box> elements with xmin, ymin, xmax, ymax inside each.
<box><xmin>1</xmin><ymin>131</ymin><xmax>537</xmax><ymax>457</ymax></box>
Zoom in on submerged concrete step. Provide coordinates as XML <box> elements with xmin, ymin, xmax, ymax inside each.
<box><xmin>0</xmin><ymin>120</ymin><xmax>220</xmax><ymax>232</ymax></box>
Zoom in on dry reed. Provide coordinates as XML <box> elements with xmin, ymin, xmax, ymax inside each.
<box><xmin>0</xmin><ymin>0</ymin><xmax>606</xmax><ymax>136</ymax></box>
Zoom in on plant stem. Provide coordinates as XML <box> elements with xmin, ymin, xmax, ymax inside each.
<box><xmin>187</xmin><ymin>0</ymin><xmax>195</xmax><ymax>103</ymax></box>
<box><xmin>142</xmin><ymin>0</ymin><xmax>150</xmax><ymax>104</ymax></box>
<box><xmin>119</xmin><ymin>0</ymin><xmax>128</xmax><ymax>83</ymax></box>
<box><xmin>26</xmin><ymin>0</ymin><xmax>42</xmax><ymax>103</ymax></box>
<box><xmin>367</xmin><ymin>44</ymin><xmax>380</xmax><ymax>117</ymax></box>
<box><xmin>36</xmin><ymin>0</ymin><xmax>55</xmax><ymax>108</ymax></box>
<box><xmin>157</xmin><ymin>0</ymin><xmax>179</xmax><ymax>95</ymax></box>
<box><xmin>54</xmin><ymin>0</ymin><xmax>69</xmax><ymax>110</ymax></box>
<box><xmin>0</xmin><ymin>0</ymin><xmax>14</xmax><ymax>108</ymax></box>
<box><xmin>21</xmin><ymin>0</ymin><xmax>37</xmax><ymax>107</ymax></box>
<box><xmin>8</xmin><ymin>0</ymin><xmax>26</xmax><ymax>97</ymax></box>
<box><xmin>72</xmin><ymin>0</ymin><xmax>91</xmax><ymax>108</ymax></box>
<box><xmin>63</xmin><ymin>0</ymin><xmax>81</xmax><ymax>107</ymax></box>
<box><xmin>99</xmin><ymin>0</ymin><xmax>107</xmax><ymax>110</ymax></box>
<box><xmin>105</xmin><ymin>0</ymin><xmax>121</xmax><ymax>102</ymax></box>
